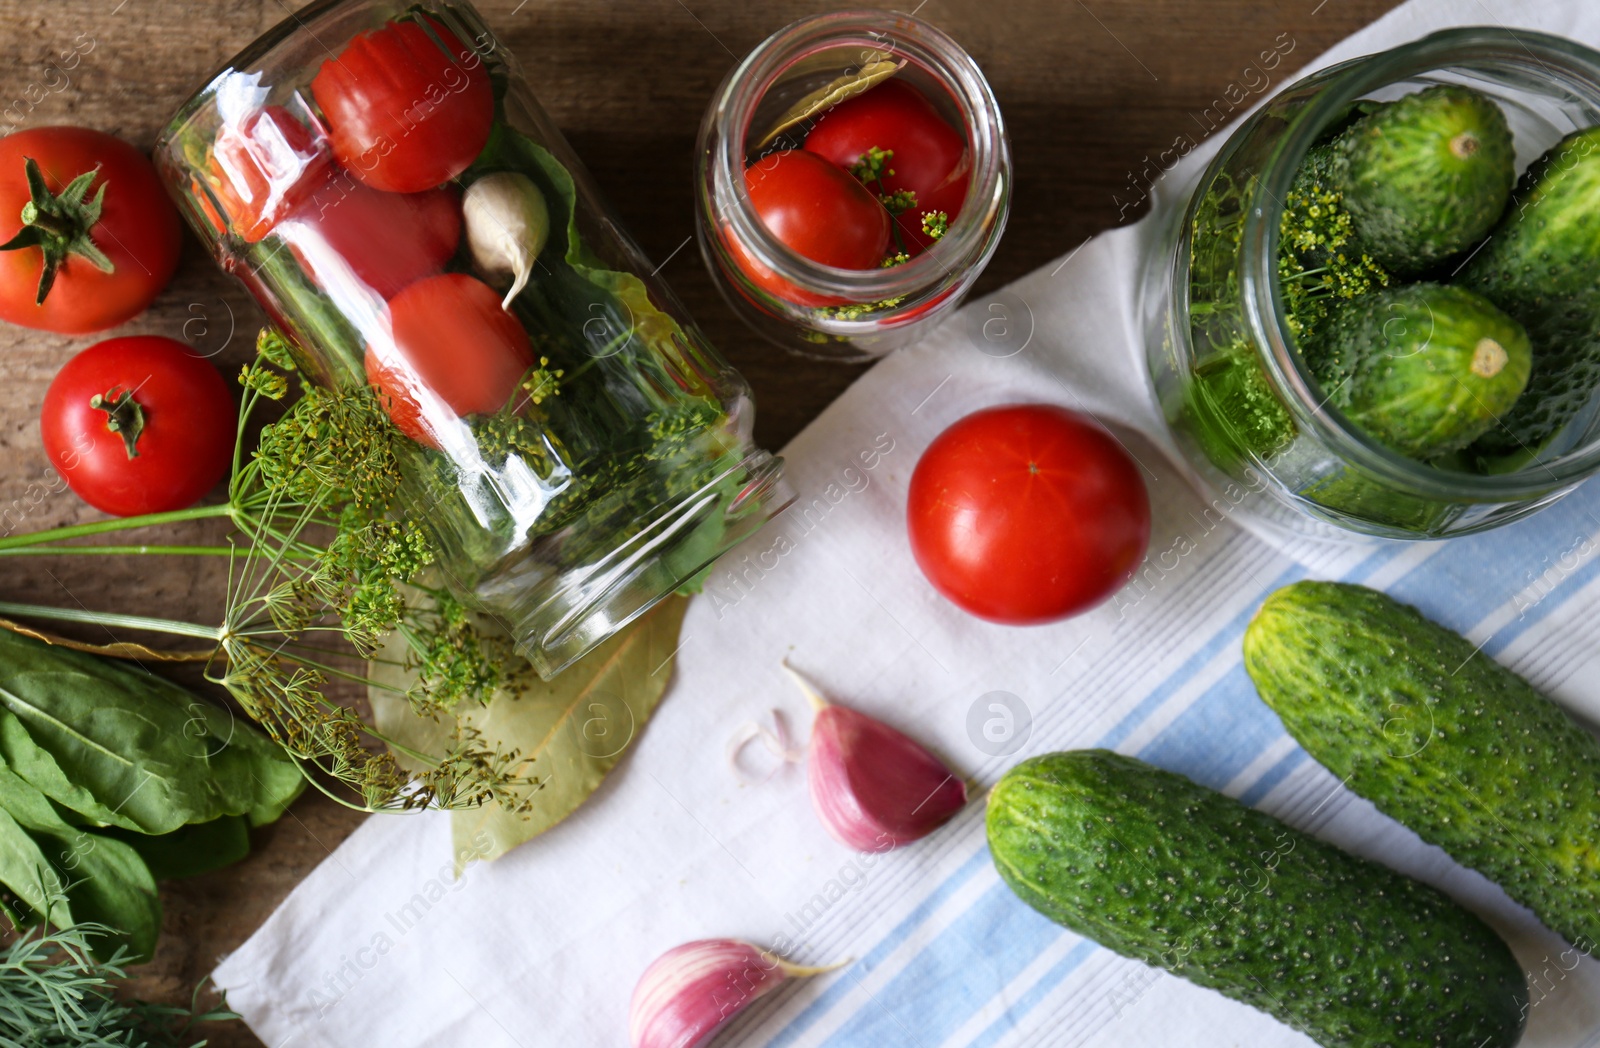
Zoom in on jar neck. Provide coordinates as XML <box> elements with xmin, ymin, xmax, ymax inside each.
<box><xmin>1238</xmin><ymin>26</ymin><xmax>1600</xmax><ymax>500</ymax></box>
<box><xmin>702</xmin><ymin>8</ymin><xmax>1008</xmax><ymax>300</ymax></box>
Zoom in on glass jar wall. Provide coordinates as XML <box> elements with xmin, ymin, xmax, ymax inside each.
<box><xmin>157</xmin><ymin>0</ymin><xmax>792</xmax><ymax>677</ymax></box>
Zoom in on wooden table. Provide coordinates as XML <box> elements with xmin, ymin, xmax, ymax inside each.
<box><xmin>0</xmin><ymin>0</ymin><xmax>1400</xmax><ymax>1041</ymax></box>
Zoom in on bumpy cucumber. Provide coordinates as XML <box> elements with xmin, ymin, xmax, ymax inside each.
<box><xmin>1337</xmin><ymin>85</ymin><xmax>1515</xmax><ymax>275</ymax></box>
<box><xmin>987</xmin><ymin>750</ymin><xmax>1526</xmax><ymax>1046</ymax></box>
<box><xmin>1308</xmin><ymin>283</ymin><xmax>1530</xmax><ymax>458</ymax></box>
<box><xmin>1462</xmin><ymin>126</ymin><xmax>1600</xmax><ymax>317</ymax></box>
<box><xmin>1461</xmin><ymin>126</ymin><xmax>1600</xmax><ymax>461</ymax></box>
<box><xmin>1244</xmin><ymin>580</ymin><xmax>1600</xmax><ymax>953</ymax></box>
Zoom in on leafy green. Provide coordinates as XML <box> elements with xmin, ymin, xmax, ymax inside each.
<box><xmin>0</xmin><ymin>806</ymin><xmax>58</xmax><ymax>928</ymax></box>
<box><xmin>103</xmin><ymin>818</ymin><xmax>250</xmax><ymax>883</ymax></box>
<box><xmin>0</xmin><ymin>629</ymin><xmax>304</xmax><ymax>835</ymax></box>
<box><xmin>371</xmin><ymin>595</ymin><xmax>689</xmax><ymax>872</ymax></box>
<box><xmin>0</xmin><ymin>765</ymin><xmax>160</xmax><ymax>962</ymax></box>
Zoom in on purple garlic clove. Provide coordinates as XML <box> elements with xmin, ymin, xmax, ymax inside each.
<box><xmin>629</xmin><ymin>938</ymin><xmax>832</xmax><ymax>1048</ymax></box>
<box><xmin>786</xmin><ymin>663</ymin><xmax>968</xmax><ymax>852</ymax></box>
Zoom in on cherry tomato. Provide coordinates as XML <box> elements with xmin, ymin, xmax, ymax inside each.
<box><xmin>746</xmin><ymin>149</ymin><xmax>891</xmax><ymax>268</ymax></box>
<box><xmin>0</xmin><ymin>127</ymin><xmax>181</xmax><ymax>334</ymax></box>
<box><xmin>282</xmin><ymin>177</ymin><xmax>461</xmax><ymax>300</ymax></box>
<box><xmin>311</xmin><ymin>16</ymin><xmax>494</xmax><ymax>194</ymax></box>
<box><xmin>906</xmin><ymin>404</ymin><xmax>1151</xmax><ymax>624</ymax></box>
<box><xmin>805</xmin><ymin>80</ymin><xmax>970</xmax><ymax>254</ymax></box>
<box><xmin>366</xmin><ymin>273</ymin><xmax>534</xmax><ymax>446</ymax></box>
<box><xmin>206</xmin><ymin>105</ymin><xmax>331</xmax><ymax>243</ymax></box>
<box><xmin>40</xmin><ymin>336</ymin><xmax>234</xmax><ymax>517</ymax></box>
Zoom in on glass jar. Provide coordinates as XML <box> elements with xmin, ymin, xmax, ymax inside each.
<box><xmin>1142</xmin><ymin>28</ymin><xmax>1600</xmax><ymax>541</ymax></box>
<box><xmin>696</xmin><ymin>9</ymin><xmax>1011</xmax><ymax>362</ymax></box>
<box><xmin>155</xmin><ymin>0</ymin><xmax>792</xmax><ymax>677</ymax></box>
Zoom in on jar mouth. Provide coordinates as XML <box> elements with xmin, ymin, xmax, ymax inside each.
<box><xmin>705</xmin><ymin>8</ymin><xmax>1009</xmax><ymax>302</ymax></box>
<box><xmin>1242</xmin><ymin>26</ymin><xmax>1600</xmax><ymax>501</ymax></box>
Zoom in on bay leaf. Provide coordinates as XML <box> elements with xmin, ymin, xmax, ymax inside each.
<box><xmin>370</xmin><ymin>596</ymin><xmax>689</xmax><ymax>873</ymax></box>
<box><xmin>753</xmin><ymin>53</ymin><xmax>905</xmax><ymax>152</ymax></box>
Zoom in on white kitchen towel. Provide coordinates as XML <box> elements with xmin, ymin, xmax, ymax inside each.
<box><xmin>214</xmin><ymin>1</ymin><xmax>1600</xmax><ymax>1046</ymax></box>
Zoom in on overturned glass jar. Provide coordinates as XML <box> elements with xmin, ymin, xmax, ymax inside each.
<box><xmin>156</xmin><ymin>0</ymin><xmax>791</xmax><ymax>677</ymax></box>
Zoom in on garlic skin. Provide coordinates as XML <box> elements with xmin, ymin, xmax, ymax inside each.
<box><xmin>786</xmin><ymin>664</ymin><xmax>968</xmax><ymax>852</ymax></box>
<box><xmin>462</xmin><ymin>171</ymin><xmax>549</xmax><ymax>310</ymax></box>
<box><xmin>629</xmin><ymin>939</ymin><xmax>829</xmax><ymax>1048</ymax></box>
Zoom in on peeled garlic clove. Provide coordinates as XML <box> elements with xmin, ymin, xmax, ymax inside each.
<box><xmin>786</xmin><ymin>663</ymin><xmax>967</xmax><ymax>852</ymax></box>
<box><xmin>629</xmin><ymin>938</ymin><xmax>833</xmax><ymax>1048</ymax></box>
<box><xmin>462</xmin><ymin>171</ymin><xmax>550</xmax><ymax>310</ymax></box>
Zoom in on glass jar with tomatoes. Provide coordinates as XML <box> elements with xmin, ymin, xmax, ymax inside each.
<box><xmin>155</xmin><ymin>0</ymin><xmax>792</xmax><ymax>678</ymax></box>
<box><xmin>696</xmin><ymin>10</ymin><xmax>1011</xmax><ymax>361</ymax></box>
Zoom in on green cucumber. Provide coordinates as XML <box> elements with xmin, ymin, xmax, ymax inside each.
<box><xmin>1460</xmin><ymin>126</ymin><xmax>1600</xmax><ymax>461</ymax></box>
<box><xmin>1337</xmin><ymin>85</ymin><xmax>1516</xmax><ymax>275</ymax></box>
<box><xmin>987</xmin><ymin>750</ymin><xmax>1526</xmax><ymax>1046</ymax></box>
<box><xmin>1308</xmin><ymin>283</ymin><xmax>1531</xmax><ymax>458</ymax></box>
<box><xmin>1244</xmin><ymin>580</ymin><xmax>1600</xmax><ymax>953</ymax></box>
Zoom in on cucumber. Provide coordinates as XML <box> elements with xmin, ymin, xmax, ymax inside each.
<box><xmin>987</xmin><ymin>750</ymin><xmax>1526</xmax><ymax>1046</ymax></box>
<box><xmin>1461</xmin><ymin>126</ymin><xmax>1600</xmax><ymax>319</ymax></box>
<box><xmin>1337</xmin><ymin>85</ymin><xmax>1516</xmax><ymax>275</ymax></box>
<box><xmin>1244</xmin><ymin>580</ymin><xmax>1600</xmax><ymax>954</ymax></box>
<box><xmin>1460</xmin><ymin>127</ymin><xmax>1600</xmax><ymax>461</ymax></box>
<box><xmin>1308</xmin><ymin>283</ymin><xmax>1531</xmax><ymax>458</ymax></box>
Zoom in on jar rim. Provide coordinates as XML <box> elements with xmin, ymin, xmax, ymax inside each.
<box><xmin>1241</xmin><ymin>26</ymin><xmax>1600</xmax><ymax>501</ymax></box>
<box><xmin>701</xmin><ymin>7</ymin><xmax>1009</xmax><ymax>301</ymax></box>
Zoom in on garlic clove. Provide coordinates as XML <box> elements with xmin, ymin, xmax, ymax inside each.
<box><xmin>629</xmin><ymin>938</ymin><xmax>835</xmax><ymax>1048</ymax></box>
<box><xmin>462</xmin><ymin>171</ymin><xmax>550</xmax><ymax>311</ymax></box>
<box><xmin>785</xmin><ymin>663</ymin><xmax>968</xmax><ymax>852</ymax></box>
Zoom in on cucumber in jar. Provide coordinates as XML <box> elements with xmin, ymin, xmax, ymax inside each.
<box><xmin>1306</xmin><ymin>282</ymin><xmax>1531</xmax><ymax>459</ymax></box>
<box><xmin>1335</xmin><ymin>85</ymin><xmax>1516</xmax><ymax>276</ymax></box>
<box><xmin>1459</xmin><ymin>126</ymin><xmax>1600</xmax><ymax>466</ymax></box>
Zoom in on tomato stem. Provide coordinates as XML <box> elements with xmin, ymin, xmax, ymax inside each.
<box><xmin>89</xmin><ymin>387</ymin><xmax>145</xmax><ymax>459</ymax></box>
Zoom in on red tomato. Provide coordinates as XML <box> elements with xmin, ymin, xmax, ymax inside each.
<box><xmin>746</xmin><ymin>149</ymin><xmax>891</xmax><ymax>268</ymax></box>
<box><xmin>0</xmin><ymin>127</ymin><xmax>181</xmax><ymax>334</ymax></box>
<box><xmin>40</xmin><ymin>336</ymin><xmax>234</xmax><ymax>517</ymax></box>
<box><xmin>906</xmin><ymin>404</ymin><xmax>1151</xmax><ymax>624</ymax></box>
<box><xmin>282</xmin><ymin>177</ymin><xmax>461</xmax><ymax>300</ymax></box>
<box><xmin>206</xmin><ymin>105</ymin><xmax>331</xmax><ymax>242</ymax></box>
<box><xmin>805</xmin><ymin>80</ymin><xmax>970</xmax><ymax>253</ymax></box>
<box><xmin>366</xmin><ymin>273</ymin><xmax>534</xmax><ymax>446</ymax></box>
<box><xmin>311</xmin><ymin>16</ymin><xmax>494</xmax><ymax>194</ymax></box>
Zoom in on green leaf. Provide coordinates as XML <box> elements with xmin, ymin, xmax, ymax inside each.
<box><xmin>0</xmin><ymin>804</ymin><xmax>65</xmax><ymax>928</ymax></box>
<box><xmin>0</xmin><ymin>629</ymin><xmax>305</xmax><ymax>834</ymax></box>
<box><xmin>103</xmin><ymin>815</ymin><xmax>250</xmax><ymax>881</ymax></box>
<box><xmin>0</xmin><ymin>763</ymin><xmax>160</xmax><ymax>961</ymax></box>
<box><xmin>371</xmin><ymin>596</ymin><xmax>689</xmax><ymax>872</ymax></box>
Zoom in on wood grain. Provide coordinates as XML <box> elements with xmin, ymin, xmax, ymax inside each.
<box><xmin>0</xmin><ymin>0</ymin><xmax>1399</xmax><ymax>1042</ymax></box>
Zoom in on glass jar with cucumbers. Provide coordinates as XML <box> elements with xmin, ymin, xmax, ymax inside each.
<box><xmin>155</xmin><ymin>0</ymin><xmax>793</xmax><ymax>678</ymax></box>
<box><xmin>1142</xmin><ymin>27</ymin><xmax>1600</xmax><ymax>540</ymax></box>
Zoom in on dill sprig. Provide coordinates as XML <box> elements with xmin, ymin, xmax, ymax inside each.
<box><xmin>1277</xmin><ymin>144</ymin><xmax>1391</xmax><ymax>340</ymax></box>
<box><xmin>0</xmin><ymin>913</ymin><xmax>235</xmax><ymax>1047</ymax></box>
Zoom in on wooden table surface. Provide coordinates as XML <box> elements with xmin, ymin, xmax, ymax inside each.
<box><xmin>0</xmin><ymin>0</ymin><xmax>1402</xmax><ymax>1042</ymax></box>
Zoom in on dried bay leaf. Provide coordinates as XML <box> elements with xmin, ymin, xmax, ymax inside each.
<box><xmin>369</xmin><ymin>596</ymin><xmax>689</xmax><ymax>872</ymax></box>
<box><xmin>753</xmin><ymin>53</ymin><xmax>905</xmax><ymax>151</ymax></box>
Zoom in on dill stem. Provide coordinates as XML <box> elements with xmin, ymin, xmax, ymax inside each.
<box><xmin>0</xmin><ymin>601</ymin><xmax>223</xmax><ymax>642</ymax></box>
<box><xmin>0</xmin><ymin>503</ymin><xmax>235</xmax><ymax>552</ymax></box>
